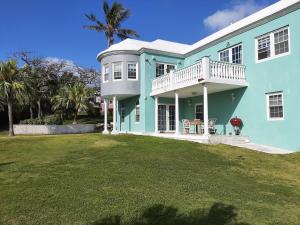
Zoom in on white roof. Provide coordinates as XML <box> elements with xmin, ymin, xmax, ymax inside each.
<box><xmin>98</xmin><ymin>39</ymin><xmax>191</xmax><ymax>59</ymax></box>
<box><xmin>98</xmin><ymin>0</ymin><xmax>300</xmax><ymax>60</ymax></box>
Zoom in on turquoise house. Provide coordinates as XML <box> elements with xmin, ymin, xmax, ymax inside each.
<box><xmin>97</xmin><ymin>0</ymin><xmax>300</xmax><ymax>152</ymax></box>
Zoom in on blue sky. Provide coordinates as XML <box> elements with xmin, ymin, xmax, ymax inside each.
<box><xmin>0</xmin><ymin>0</ymin><xmax>277</xmax><ymax>69</ymax></box>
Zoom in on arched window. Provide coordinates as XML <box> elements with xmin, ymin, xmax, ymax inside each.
<box><xmin>135</xmin><ymin>100</ymin><xmax>140</xmax><ymax>123</ymax></box>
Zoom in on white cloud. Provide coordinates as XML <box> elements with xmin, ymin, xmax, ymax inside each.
<box><xmin>203</xmin><ymin>0</ymin><xmax>266</xmax><ymax>31</ymax></box>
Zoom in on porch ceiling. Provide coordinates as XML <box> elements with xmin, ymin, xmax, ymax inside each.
<box><xmin>155</xmin><ymin>82</ymin><xmax>248</xmax><ymax>98</ymax></box>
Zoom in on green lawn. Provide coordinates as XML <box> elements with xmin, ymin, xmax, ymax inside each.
<box><xmin>0</xmin><ymin>134</ymin><xmax>299</xmax><ymax>225</ymax></box>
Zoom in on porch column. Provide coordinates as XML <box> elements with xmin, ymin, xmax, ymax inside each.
<box><xmin>203</xmin><ymin>84</ymin><xmax>209</xmax><ymax>136</ymax></box>
<box><xmin>103</xmin><ymin>98</ymin><xmax>109</xmax><ymax>134</ymax></box>
<box><xmin>175</xmin><ymin>92</ymin><xmax>180</xmax><ymax>135</ymax></box>
<box><xmin>111</xmin><ymin>96</ymin><xmax>118</xmax><ymax>134</ymax></box>
<box><xmin>155</xmin><ymin>96</ymin><xmax>159</xmax><ymax>133</ymax></box>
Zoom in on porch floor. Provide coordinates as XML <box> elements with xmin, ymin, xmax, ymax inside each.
<box><xmin>145</xmin><ymin>133</ymin><xmax>293</xmax><ymax>154</ymax></box>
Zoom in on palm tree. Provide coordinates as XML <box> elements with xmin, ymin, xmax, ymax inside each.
<box><xmin>52</xmin><ymin>83</ymin><xmax>91</xmax><ymax>124</ymax></box>
<box><xmin>84</xmin><ymin>0</ymin><xmax>139</xmax><ymax>47</ymax></box>
<box><xmin>0</xmin><ymin>60</ymin><xmax>24</xmax><ymax>136</ymax></box>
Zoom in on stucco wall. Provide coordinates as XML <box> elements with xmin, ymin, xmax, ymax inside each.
<box><xmin>14</xmin><ymin>124</ymin><xmax>96</xmax><ymax>135</ymax></box>
<box><xmin>101</xmin><ymin>54</ymin><xmax>140</xmax><ymax>97</ymax></box>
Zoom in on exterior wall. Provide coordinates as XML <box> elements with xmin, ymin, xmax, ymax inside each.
<box><xmin>101</xmin><ymin>54</ymin><xmax>140</xmax><ymax>97</ymax></box>
<box><xmin>140</xmin><ymin>53</ymin><xmax>184</xmax><ymax>133</ymax></box>
<box><xmin>102</xmin><ymin>7</ymin><xmax>300</xmax><ymax>151</ymax></box>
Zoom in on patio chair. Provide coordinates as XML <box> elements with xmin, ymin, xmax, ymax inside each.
<box><xmin>182</xmin><ymin>119</ymin><xmax>190</xmax><ymax>134</ymax></box>
<box><xmin>209</xmin><ymin>118</ymin><xmax>217</xmax><ymax>134</ymax></box>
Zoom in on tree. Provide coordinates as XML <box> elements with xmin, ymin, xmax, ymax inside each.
<box><xmin>84</xmin><ymin>0</ymin><xmax>139</xmax><ymax>47</ymax></box>
<box><xmin>0</xmin><ymin>60</ymin><xmax>24</xmax><ymax>136</ymax></box>
<box><xmin>52</xmin><ymin>83</ymin><xmax>92</xmax><ymax>124</ymax></box>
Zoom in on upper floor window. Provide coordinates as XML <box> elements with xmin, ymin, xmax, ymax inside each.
<box><xmin>120</xmin><ymin>103</ymin><xmax>125</xmax><ymax>123</ymax></box>
<box><xmin>219</xmin><ymin>44</ymin><xmax>242</xmax><ymax>64</ymax></box>
<box><xmin>155</xmin><ymin>63</ymin><xmax>176</xmax><ymax>77</ymax></box>
<box><xmin>266</xmin><ymin>92</ymin><xmax>284</xmax><ymax>120</ymax></box>
<box><xmin>256</xmin><ymin>27</ymin><xmax>290</xmax><ymax>63</ymax></box>
<box><xmin>113</xmin><ymin>62</ymin><xmax>122</xmax><ymax>80</ymax></box>
<box><xmin>127</xmin><ymin>63</ymin><xmax>138</xmax><ymax>80</ymax></box>
<box><xmin>103</xmin><ymin>65</ymin><xmax>109</xmax><ymax>83</ymax></box>
<box><xmin>135</xmin><ymin>100</ymin><xmax>140</xmax><ymax>123</ymax></box>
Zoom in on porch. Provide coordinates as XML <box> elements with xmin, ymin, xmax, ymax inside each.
<box><xmin>151</xmin><ymin>57</ymin><xmax>248</xmax><ymax>136</ymax></box>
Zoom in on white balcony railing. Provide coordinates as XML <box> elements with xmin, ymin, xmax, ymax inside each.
<box><xmin>151</xmin><ymin>57</ymin><xmax>246</xmax><ymax>95</ymax></box>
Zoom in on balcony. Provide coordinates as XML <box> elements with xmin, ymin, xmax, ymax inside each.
<box><xmin>151</xmin><ymin>57</ymin><xmax>247</xmax><ymax>96</ymax></box>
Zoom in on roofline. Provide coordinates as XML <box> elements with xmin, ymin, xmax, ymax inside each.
<box><xmin>97</xmin><ymin>0</ymin><xmax>300</xmax><ymax>61</ymax></box>
<box><xmin>184</xmin><ymin>0</ymin><xmax>300</xmax><ymax>56</ymax></box>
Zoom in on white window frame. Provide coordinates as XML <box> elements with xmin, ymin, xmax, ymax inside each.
<box><xmin>255</xmin><ymin>26</ymin><xmax>291</xmax><ymax>63</ymax></box>
<box><xmin>102</xmin><ymin>64</ymin><xmax>109</xmax><ymax>83</ymax></box>
<box><xmin>135</xmin><ymin>100</ymin><xmax>140</xmax><ymax>123</ymax></box>
<box><xmin>218</xmin><ymin>44</ymin><xmax>243</xmax><ymax>64</ymax></box>
<box><xmin>266</xmin><ymin>92</ymin><xmax>284</xmax><ymax>121</ymax></box>
<box><xmin>112</xmin><ymin>62</ymin><xmax>123</xmax><ymax>81</ymax></box>
<box><xmin>155</xmin><ymin>62</ymin><xmax>176</xmax><ymax>77</ymax></box>
<box><xmin>127</xmin><ymin>62</ymin><xmax>138</xmax><ymax>80</ymax></box>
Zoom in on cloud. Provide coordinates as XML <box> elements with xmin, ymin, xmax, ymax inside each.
<box><xmin>203</xmin><ymin>0</ymin><xmax>266</xmax><ymax>31</ymax></box>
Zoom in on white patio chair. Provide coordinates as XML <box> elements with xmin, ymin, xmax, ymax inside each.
<box><xmin>209</xmin><ymin>118</ymin><xmax>217</xmax><ymax>134</ymax></box>
<box><xmin>182</xmin><ymin>119</ymin><xmax>190</xmax><ymax>134</ymax></box>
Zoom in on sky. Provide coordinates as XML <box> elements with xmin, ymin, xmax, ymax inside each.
<box><xmin>0</xmin><ymin>0</ymin><xmax>278</xmax><ymax>70</ymax></box>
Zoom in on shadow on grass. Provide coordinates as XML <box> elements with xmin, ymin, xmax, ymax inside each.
<box><xmin>91</xmin><ymin>202</ymin><xmax>250</xmax><ymax>225</ymax></box>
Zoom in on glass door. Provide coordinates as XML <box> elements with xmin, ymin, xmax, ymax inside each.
<box><xmin>168</xmin><ymin>105</ymin><xmax>176</xmax><ymax>131</ymax></box>
<box><xmin>158</xmin><ymin>105</ymin><xmax>167</xmax><ymax>131</ymax></box>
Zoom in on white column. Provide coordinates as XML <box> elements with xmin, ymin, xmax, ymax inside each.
<box><xmin>203</xmin><ymin>84</ymin><xmax>209</xmax><ymax>136</ymax></box>
<box><xmin>103</xmin><ymin>99</ymin><xmax>109</xmax><ymax>134</ymax></box>
<box><xmin>111</xmin><ymin>96</ymin><xmax>118</xmax><ymax>134</ymax></box>
<box><xmin>202</xmin><ymin>56</ymin><xmax>210</xmax><ymax>80</ymax></box>
<box><xmin>155</xmin><ymin>96</ymin><xmax>159</xmax><ymax>133</ymax></box>
<box><xmin>175</xmin><ymin>92</ymin><xmax>180</xmax><ymax>135</ymax></box>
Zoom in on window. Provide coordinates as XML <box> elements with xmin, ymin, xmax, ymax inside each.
<box><xmin>256</xmin><ymin>27</ymin><xmax>290</xmax><ymax>62</ymax></box>
<box><xmin>120</xmin><ymin>103</ymin><xmax>125</xmax><ymax>123</ymax></box>
<box><xmin>220</xmin><ymin>49</ymin><xmax>230</xmax><ymax>62</ymax></box>
<box><xmin>257</xmin><ymin>36</ymin><xmax>271</xmax><ymax>60</ymax></box>
<box><xmin>219</xmin><ymin>44</ymin><xmax>242</xmax><ymax>64</ymax></box>
<box><xmin>155</xmin><ymin>63</ymin><xmax>176</xmax><ymax>77</ymax></box>
<box><xmin>274</xmin><ymin>28</ymin><xmax>289</xmax><ymax>55</ymax></box>
<box><xmin>127</xmin><ymin>63</ymin><xmax>137</xmax><ymax>80</ymax></box>
<box><xmin>266</xmin><ymin>92</ymin><xmax>284</xmax><ymax>120</ymax></box>
<box><xmin>135</xmin><ymin>100</ymin><xmax>140</xmax><ymax>123</ymax></box>
<box><xmin>232</xmin><ymin>45</ymin><xmax>242</xmax><ymax>64</ymax></box>
<box><xmin>113</xmin><ymin>62</ymin><xmax>122</xmax><ymax>80</ymax></box>
<box><xmin>195</xmin><ymin>104</ymin><xmax>204</xmax><ymax>121</ymax></box>
<box><xmin>103</xmin><ymin>65</ymin><xmax>109</xmax><ymax>82</ymax></box>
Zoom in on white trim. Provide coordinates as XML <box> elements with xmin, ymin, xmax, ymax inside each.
<box><xmin>255</xmin><ymin>26</ymin><xmax>291</xmax><ymax>64</ymax></box>
<box><xmin>135</xmin><ymin>99</ymin><xmax>140</xmax><ymax>123</ymax></box>
<box><xmin>266</xmin><ymin>92</ymin><xmax>284</xmax><ymax>121</ymax></box>
<box><xmin>127</xmin><ymin>62</ymin><xmax>138</xmax><ymax>81</ymax></box>
<box><xmin>158</xmin><ymin>104</ymin><xmax>176</xmax><ymax>132</ymax></box>
<box><xmin>112</xmin><ymin>62</ymin><xmax>123</xmax><ymax>81</ymax></box>
<box><xmin>102</xmin><ymin>64</ymin><xmax>109</xmax><ymax>83</ymax></box>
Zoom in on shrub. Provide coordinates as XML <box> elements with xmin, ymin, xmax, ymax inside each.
<box><xmin>43</xmin><ymin>114</ymin><xmax>62</xmax><ymax>125</ymax></box>
<box><xmin>19</xmin><ymin>114</ymin><xmax>62</xmax><ymax>125</ymax></box>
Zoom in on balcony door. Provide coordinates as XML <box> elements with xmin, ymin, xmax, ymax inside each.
<box><xmin>158</xmin><ymin>104</ymin><xmax>175</xmax><ymax>132</ymax></box>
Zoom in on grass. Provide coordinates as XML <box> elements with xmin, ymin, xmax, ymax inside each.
<box><xmin>0</xmin><ymin>134</ymin><xmax>299</xmax><ymax>225</ymax></box>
